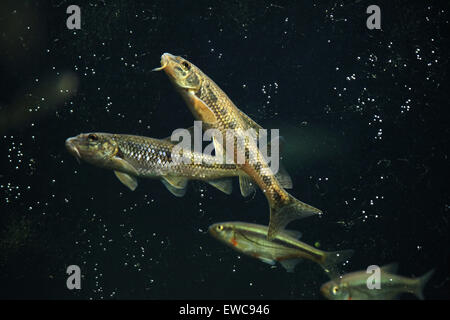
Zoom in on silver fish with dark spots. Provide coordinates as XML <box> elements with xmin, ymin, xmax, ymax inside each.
<box><xmin>65</xmin><ymin>132</ymin><xmax>249</xmax><ymax>197</ymax></box>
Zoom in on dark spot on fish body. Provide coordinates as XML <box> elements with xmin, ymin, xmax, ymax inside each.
<box><xmin>262</xmin><ymin>175</ymin><xmax>271</xmax><ymax>186</ymax></box>
<box><xmin>227</xmin><ymin>120</ymin><xmax>237</xmax><ymax>130</ymax></box>
<box><xmin>116</xmin><ymin>148</ymin><xmax>125</xmax><ymax>159</ymax></box>
<box><xmin>196</xmin><ymin>86</ymin><xmax>203</xmax><ymax>100</ymax></box>
<box><xmin>273</xmin><ymin>192</ymin><xmax>282</xmax><ymax>202</ymax></box>
<box><xmin>244</xmin><ymin>146</ymin><xmax>250</xmax><ymax>159</ymax></box>
<box><xmin>219</xmin><ymin>107</ymin><xmax>227</xmax><ymax>116</ymax></box>
<box><xmin>207</xmin><ymin>91</ymin><xmax>218</xmax><ymax>105</ymax></box>
<box><xmin>186</xmin><ymin>72</ymin><xmax>197</xmax><ymax>86</ymax></box>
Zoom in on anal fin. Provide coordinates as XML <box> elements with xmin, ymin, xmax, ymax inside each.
<box><xmin>239</xmin><ymin>175</ymin><xmax>256</xmax><ymax>197</ymax></box>
<box><xmin>279</xmin><ymin>258</ymin><xmax>302</xmax><ymax>273</ymax></box>
<box><xmin>274</xmin><ymin>163</ymin><xmax>293</xmax><ymax>189</ymax></box>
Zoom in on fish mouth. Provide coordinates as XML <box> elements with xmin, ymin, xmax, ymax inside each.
<box><xmin>207</xmin><ymin>225</ymin><xmax>217</xmax><ymax>237</ymax></box>
<box><xmin>319</xmin><ymin>287</ymin><xmax>327</xmax><ymax>298</ymax></box>
<box><xmin>319</xmin><ymin>283</ymin><xmax>332</xmax><ymax>298</ymax></box>
<box><xmin>65</xmin><ymin>137</ymin><xmax>81</xmax><ymax>163</ymax></box>
<box><xmin>152</xmin><ymin>52</ymin><xmax>174</xmax><ymax>72</ymax></box>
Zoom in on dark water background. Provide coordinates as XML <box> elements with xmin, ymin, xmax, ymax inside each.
<box><xmin>0</xmin><ymin>0</ymin><xmax>449</xmax><ymax>299</ymax></box>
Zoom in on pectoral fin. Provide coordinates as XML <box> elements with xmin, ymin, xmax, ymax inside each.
<box><xmin>207</xmin><ymin>178</ymin><xmax>233</xmax><ymax>195</ymax></box>
<box><xmin>189</xmin><ymin>92</ymin><xmax>218</xmax><ymax>124</ymax></box>
<box><xmin>112</xmin><ymin>156</ymin><xmax>139</xmax><ymax>176</ymax></box>
<box><xmin>114</xmin><ymin>171</ymin><xmax>138</xmax><ymax>191</ymax></box>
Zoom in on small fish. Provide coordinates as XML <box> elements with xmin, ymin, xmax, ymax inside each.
<box><xmin>320</xmin><ymin>263</ymin><xmax>435</xmax><ymax>300</ymax></box>
<box><xmin>65</xmin><ymin>132</ymin><xmax>250</xmax><ymax>197</ymax></box>
<box><xmin>208</xmin><ymin>221</ymin><xmax>353</xmax><ymax>276</ymax></box>
<box><xmin>156</xmin><ymin>53</ymin><xmax>322</xmax><ymax>239</ymax></box>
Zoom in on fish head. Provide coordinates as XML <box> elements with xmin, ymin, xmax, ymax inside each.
<box><xmin>154</xmin><ymin>53</ymin><xmax>202</xmax><ymax>92</ymax></box>
<box><xmin>65</xmin><ymin>133</ymin><xmax>118</xmax><ymax>167</ymax></box>
<box><xmin>320</xmin><ymin>279</ymin><xmax>350</xmax><ymax>300</ymax></box>
<box><xmin>208</xmin><ymin>222</ymin><xmax>235</xmax><ymax>244</ymax></box>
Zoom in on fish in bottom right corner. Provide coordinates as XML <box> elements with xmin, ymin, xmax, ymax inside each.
<box><xmin>320</xmin><ymin>263</ymin><xmax>435</xmax><ymax>300</ymax></box>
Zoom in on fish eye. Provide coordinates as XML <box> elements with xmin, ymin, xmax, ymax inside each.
<box><xmin>182</xmin><ymin>61</ymin><xmax>191</xmax><ymax>70</ymax></box>
<box><xmin>332</xmin><ymin>286</ymin><xmax>340</xmax><ymax>295</ymax></box>
<box><xmin>216</xmin><ymin>225</ymin><xmax>224</xmax><ymax>231</ymax></box>
<box><xmin>88</xmin><ymin>134</ymin><xmax>98</xmax><ymax>142</ymax></box>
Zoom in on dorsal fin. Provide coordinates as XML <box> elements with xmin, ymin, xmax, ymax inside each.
<box><xmin>162</xmin><ymin>126</ymin><xmax>195</xmax><ymax>145</ymax></box>
<box><xmin>381</xmin><ymin>263</ymin><xmax>399</xmax><ymax>274</ymax></box>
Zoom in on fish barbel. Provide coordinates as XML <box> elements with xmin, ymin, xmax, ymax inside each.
<box><xmin>65</xmin><ymin>132</ymin><xmax>248</xmax><ymax>196</ymax></box>
<box><xmin>209</xmin><ymin>221</ymin><xmax>353</xmax><ymax>277</ymax></box>
<box><xmin>156</xmin><ymin>53</ymin><xmax>322</xmax><ymax>239</ymax></box>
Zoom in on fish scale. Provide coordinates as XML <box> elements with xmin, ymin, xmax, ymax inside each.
<box><xmin>66</xmin><ymin>132</ymin><xmax>245</xmax><ymax>196</ymax></box>
<box><xmin>110</xmin><ymin>134</ymin><xmax>239</xmax><ymax>179</ymax></box>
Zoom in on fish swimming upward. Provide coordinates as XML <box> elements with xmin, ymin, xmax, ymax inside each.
<box><xmin>209</xmin><ymin>221</ymin><xmax>354</xmax><ymax>277</ymax></box>
<box><xmin>154</xmin><ymin>53</ymin><xmax>322</xmax><ymax>239</ymax></box>
<box><xmin>320</xmin><ymin>263</ymin><xmax>435</xmax><ymax>300</ymax></box>
<box><xmin>65</xmin><ymin>132</ymin><xmax>249</xmax><ymax>197</ymax></box>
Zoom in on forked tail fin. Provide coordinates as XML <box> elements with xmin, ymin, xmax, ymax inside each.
<box><xmin>321</xmin><ymin>249</ymin><xmax>355</xmax><ymax>279</ymax></box>
<box><xmin>415</xmin><ymin>269</ymin><xmax>435</xmax><ymax>300</ymax></box>
<box><xmin>267</xmin><ymin>193</ymin><xmax>322</xmax><ymax>240</ymax></box>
